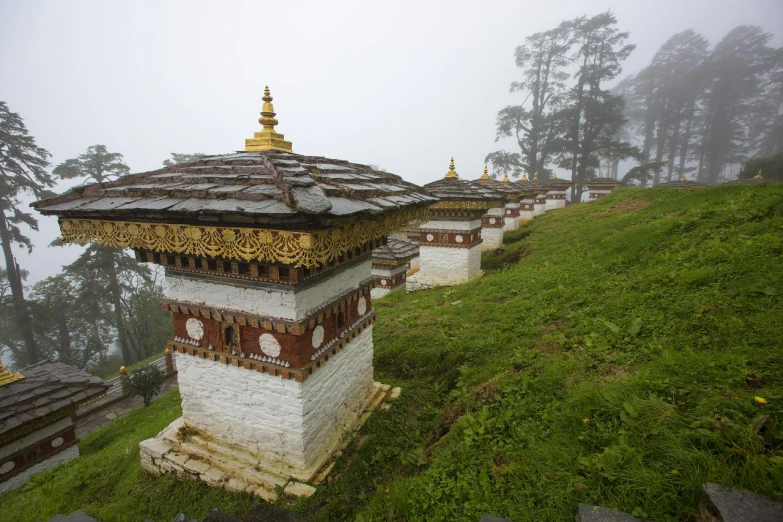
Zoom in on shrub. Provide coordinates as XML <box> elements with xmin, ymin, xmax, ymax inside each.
<box><xmin>126</xmin><ymin>363</ymin><xmax>165</xmax><ymax>406</ymax></box>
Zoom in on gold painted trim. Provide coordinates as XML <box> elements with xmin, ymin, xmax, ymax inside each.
<box><xmin>58</xmin><ymin>208</ymin><xmax>428</xmax><ymax>268</ymax></box>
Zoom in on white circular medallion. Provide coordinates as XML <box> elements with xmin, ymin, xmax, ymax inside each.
<box><xmin>455</xmin><ymin>235</ymin><xmax>464</xmax><ymax>243</ymax></box>
<box><xmin>259</xmin><ymin>333</ymin><xmax>281</xmax><ymax>357</ymax></box>
<box><xmin>185</xmin><ymin>318</ymin><xmax>204</xmax><ymax>340</ymax></box>
<box><xmin>312</xmin><ymin>325</ymin><xmax>324</xmax><ymax>349</ymax></box>
<box><xmin>0</xmin><ymin>461</ymin><xmax>14</xmax><ymax>474</ymax></box>
<box><xmin>51</xmin><ymin>437</ymin><xmax>64</xmax><ymax>448</ymax></box>
<box><xmin>357</xmin><ymin>296</ymin><xmax>368</xmax><ymax>315</ymax></box>
<box><xmin>426</xmin><ymin>234</ymin><xmax>434</xmax><ymax>242</ymax></box>
<box><xmin>506</xmin><ymin>210</ymin><xmax>511</xmax><ymax>214</ymax></box>
<box><xmin>489</xmin><ymin>218</ymin><xmax>496</xmax><ymax>225</ymax></box>
<box><xmin>381</xmin><ymin>279</ymin><xmax>388</xmax><ymax>286</ymax></box>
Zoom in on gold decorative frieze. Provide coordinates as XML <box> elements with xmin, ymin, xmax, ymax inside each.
<box><xmin>58</xmin><ymin>207</ymin><xmax>428</xmax><ymax>268</ymax></box>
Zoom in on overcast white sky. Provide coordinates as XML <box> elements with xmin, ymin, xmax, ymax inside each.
<box><xmin>2</xmin><ymin>0</ymin><xmax>782</xmax><ymax>283</ymax></box>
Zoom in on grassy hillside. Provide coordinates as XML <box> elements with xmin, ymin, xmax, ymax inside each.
<box><xmin>2</xmin><ymin>185</ymin><xmax>782</xmax><ymax>522</ymax></box>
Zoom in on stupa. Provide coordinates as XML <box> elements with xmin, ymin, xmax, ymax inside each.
<box><xmin>513</xmin><ymin>172</ymin><xmax>539</xmax><ymax>223</ymax></box>
<box><xmin>370</xmin><ymin>239</ymin><xmax>419</xmax><ymax>298</ymax></box>
<box><xmin>725</xmin><ymin>169</ymin><xmax>779</xmax><ymax>185</ymax></box>
<box><xmin>656</xmin><ymin>173</ymin><xmax>707</xmax><ymax>188</ymax></box>
<box><xmin>407</xmin><ymin>158</ymin><xmax>503</xmax><ymax>289</ymax></box>
<box><xmin>33</xmin><ymin>87</ymin><xmax>436</xmax><ymax>499</ymax></box>
<box><xmin>544</xmin><ymin>174</ymin><xmax>574</xmax><ymax>210</ymax></box>
<box><xmin>530</xmin><ymin>173</ymin><xmax>549</xmax><ymax>216</ymax></box>
<box><xmin>473</xmin><ymin>167</ymin><xmax>524</xmax><ymax>233</ymax></box>
<box><xmin>585</xmin><ymin>174</ymin><xmax>621</xmax><ymax>200</ymax></box>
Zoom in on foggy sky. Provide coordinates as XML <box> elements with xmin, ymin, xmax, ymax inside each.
<box><xmin>1</xmin><ymin>0</ymin><xmax>781</xmax><ymax>284</ymax></box>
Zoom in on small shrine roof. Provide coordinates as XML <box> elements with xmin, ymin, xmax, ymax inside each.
<box><xmin>725</xmin><ymin>171</ymin><xmax>779</xmax><ymax>185</ymax></box>
<box><xmin>372</xmin><ymin>238</ymin><xmax>419</xmax><ymax>262</ymax></box>
<box><xmin>472</xmin><ymin>169</ymin><xmax>524</xmax><ymax>200</ymax></box>
<box><xmin>422</xmin><ymin>159</ymin><xmax>504</xmax><ymax>205</ymax></box>
<box><xmin>544</xmin><ymin>175</ymin><xmax>575</xmax><ymax>190</ymax></box>
<box><xmin>33</xmin><ymin>151</ymin><xmax>437</xmax><ymax>229</ymax></box>
<box><xmin>0</xmin><ymin>361</ymin><xmax>108</xmax><ymax>439</ymax></box>
<box><xmin>513</xmin><ymin>176</ymin><xmax>547</xmax><ymax>194</ymax></box>
<box><xmin>585</xmin><ymin>176</ymin><xmax>622</xmax><ymax>188</ymax></box>
<box><xmin>656</xmin><ymin>178</ymin><xmax>707</xmax><ymax>188</ymax></box>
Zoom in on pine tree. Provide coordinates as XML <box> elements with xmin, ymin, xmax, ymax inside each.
<box><xmin>54</xmin><ymin>145</ymin><xmax>138</xmax><ymax>365</ymax></box>
<box><xmin>162</xmin><ymin>152</ymin><xmax>206</xmax><ymax>167</ymax></box>
<box><xmin>491</xmin><ymin>21</ymin><xmax>574</xmax><ymax>178</ymax></box>
<box><xmin>0</xmin><ymin>101</ymin><xmax>53</xmax><ymax>365</ymax></box>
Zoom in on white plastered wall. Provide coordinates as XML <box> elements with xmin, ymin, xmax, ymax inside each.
<box><xmin>545</xmin><ymin>191</ymin><xmax>567</xmax><ymax>211</ymax></box>
<box><xmin>175</xmin><ymin>325</ymin><xmax>375</xmax><ymax>478</ymax></box>
<box><xmin>417</xmin><ymin>244</ymin><xmax>482</xmax><ymax>285</ymax></box>
<box><xmin>481</xmin><ymin>227</ymin><xmax>504</xmax><ymax>250</ymax></box>
<box><xmin>370</xmin><ymin>265</ymin><xmax>407</xmax><ymax>299</ymax></box>
<box><xmin>165</xmin><ymin>260</ymin><xmax>371</xmax><ymax>320</ymax></box>
<box><xmin>533</xmin><ymin>199</ymin><xmax>547</xmax><ymax>216</ymax></box>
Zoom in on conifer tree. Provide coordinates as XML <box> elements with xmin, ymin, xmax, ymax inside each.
<box><xmin>54</xmin><ymin>145</ymin><xmax>138</xmax><ymax>366</ymax></box>
<box><xmin>0</xmin><ymin>101</ymin><xmax>53</xmax><ymax>365</ymax></box>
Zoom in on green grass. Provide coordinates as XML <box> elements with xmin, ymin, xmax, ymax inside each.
<box><xmin>2</xmin><ymin>185</ymin><xmax>782</xmax><ymax>521</ymax></box>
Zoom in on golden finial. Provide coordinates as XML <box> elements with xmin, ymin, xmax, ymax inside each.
<box><xmin>533</xmin><ymin>172</ymin><xmax>539</xmax><ymax>181</ymax></box>
<box><xmin>0</xmin><ymin>364</ymin><xmax>24</xmax><ymax>387</ymax></box>
<box><xmin>754</xmin><ymin>168</ymin><xmax>764</xmax><ymax>179</ymax></box>
<box><xmin>679</xmin><ymin>172</ymin><xmax>686</xmax><ymax>182</ymax></box>
<box><xmin>244</xmin><ymin>86</ymin><xmax>293</xmax><ymax>153</ymax></box>
<box><xmin>480</xmin><ymin>165</ymin><xmax>490</xmax><ymax>180</ymax></box>
<box><xmin>522</xmin><ymin>172</ymin><xmax>528</xmax><ymax>181</ymax></box>
<box><xmin>445</xmin><ymin>157</ymin><xmax>459</xmax><ymax>179</ymax></box>
<box><xmin>502</xmin><ymin>170</ymin><xmax>510</xmax><ymax>183</ymax></box>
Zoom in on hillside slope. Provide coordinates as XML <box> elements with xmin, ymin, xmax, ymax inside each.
<box><xmin>1</xmin><ymin>185</ymin><xmax>781</xmax><ymax>522</ymax></box>
<box><xmin>325</xmin><ymin>185</ymin><xmax>783</xmax><ymax>521</ymax></box>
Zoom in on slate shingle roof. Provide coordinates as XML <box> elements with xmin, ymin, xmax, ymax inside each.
<box><xmin>472</xmin><ymin>179</ymin><xmax>524</xmax><ymax>200</ymax></box>
<box><xmin>585</xmin><ymin>177</ymin><xmax>622</xmax><ymax>189</ymax></box>
<box><xmin>372</xmin><ymin>238</ymin><xmax>419</xmax><ymax>262</ymax></box>
<box><xmin>33</xmin><ymin>152</ymin><xmax>438</xmax><ymax>229</ymax></box>
<box><xmin>422</xmin><ymin>177</ymin><xmax>504</xmax><ymax>203</ymax></box>
<box><xmin>656</xmin><ymin>178</ymin><xmax>708</xmax><ymax>188</ymax></box>
<box><xmin>513</xmin><ymin>179</ymin><xmax>547</xmax><ymax>195</ymax></box>
<box><xmin>0</xmin><ymin>361</ymin><xmax>108</xmax><ymax>439</ymax></box>
<box><xmin>724</xmin><ymin>177</ymin><xmax>780</xmax><ymax>185</ymax></box>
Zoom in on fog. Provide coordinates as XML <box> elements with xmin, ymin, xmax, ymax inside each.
<box><xmin>1</xmin><ymin>0</ymin><xmax>781</xmax><ymax>283</ymax></box>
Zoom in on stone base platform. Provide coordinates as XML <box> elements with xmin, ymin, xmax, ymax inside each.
<box><xmin>139</xmin><ymin>381</ymin><xmax>395</xmax><ymax>501</ymax></box>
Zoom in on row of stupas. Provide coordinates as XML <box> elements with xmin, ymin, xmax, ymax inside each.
<box><xmin>30</xmin><ymin>87</ymin><xmax>619</xmax><ymax>500</ymax></box>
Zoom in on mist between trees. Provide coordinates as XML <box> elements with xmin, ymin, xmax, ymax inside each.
<box><xmin>485</xmin><ymin>12</ymin><xmax>782</xmax><ymax>200</ymax></box>
<box><xmin>1</xmin><ymin>10</ymin><xmax>781</xmax><ymax>375</ymax></box>
<box><xmin>0</xmin><ymin>132</ymin><xmax>199</xmax><ymax>374</ymax></box>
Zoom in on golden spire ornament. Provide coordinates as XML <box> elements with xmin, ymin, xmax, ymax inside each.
<box><xmin>244</xmin><ymin>86</ymin><xmax>293</xmax><ymax>153</ymax></box>
<box><xmin>0</xmin><ymin>364</ymin><xmax>24</xmax><ymax>387</ymax></box>
<box><xmin>502</xmin><ymin>170</ymin><xmax>510</xmax><ymax>183</ymax></box>
<box><xmin>679</xmin><ymin>172</ymin><xmax>687</xmax><ymax>182</ymax></box>
<box><xmin>480</xmin><ymin>165</ymin><xmax>490</xmax><ymax>180</ymax></box>
<box><xmin>445</xmin><ymin>157</ymin><xmax>459</xmax><ymax>179</ymax></box>
<box><xmin>754</xmin><ymin>168</ymin><xmax>764</xmax><ymax>179</ymax></box>
<box><xmin>522</xmin><ymin>171</ymin><xmax>528</xmax><ymax>181</ymax></box>
<box><xmin>533</xmin><ymin>172</ymin><xmax>539</xmax><ymax>181</ymax></box>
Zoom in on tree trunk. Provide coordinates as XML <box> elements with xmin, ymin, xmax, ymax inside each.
<box><xmin>106</xmin><ymin>254</ymin><xmax>132</xmax><ymax>366</ymax></box>
<box><xmin>0</xmin><ymin>211</ymin><xmax>39</xmax><ymax>365</ymax></box>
